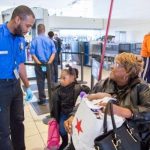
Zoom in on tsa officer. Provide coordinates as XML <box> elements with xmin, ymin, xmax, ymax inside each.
<box><xmin>0</xmin><ymin>5</ymin><xmax>35</xmax><ymax>150</ymax></box>
<box><xmin>30</xmin><ymin>24</ymin><xmax>56</xmax><ymax>105</ymax></box>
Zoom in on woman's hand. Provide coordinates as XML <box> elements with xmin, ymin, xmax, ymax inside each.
<box><xmin>112</xmin><ymin>104</ymin><xmax>133</xmax><ymax>119</ymax></box>
<box><xmin>64</xmin><ymin>116</ymin><xmax>74</xmax><ymax>134</ymax></box>
<box><xmin>87</xmin><ymin>92</ymin><xmax>112</xmax><ymax>101</ymax></box>
<box><xmin>98</xmin><ymin>102</ymin><xmax>133</xmax><ymax>118</ymax></box>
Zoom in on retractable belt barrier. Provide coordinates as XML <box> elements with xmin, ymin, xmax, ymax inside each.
<box><xmin>60</xmin><ymin>51</ymin><xmax>115</xmax><ymax>89</ymax></box>
<box><xmin>60</xmin><ymin>51</ymin><xmax>89</xmax><ymax>84</ymax></box>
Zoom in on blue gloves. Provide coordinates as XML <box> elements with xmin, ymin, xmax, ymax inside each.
<box><xmin>25</xmin><ymin>87</ymin><xmax>33</xmax><ymax>101</ymax></box>
<box><xmin>41</xmin><ymin>66</ymin><xmax>47</xmax><ymax>72</ymax></box>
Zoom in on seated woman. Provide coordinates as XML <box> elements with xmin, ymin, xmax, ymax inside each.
<box><xmin>64</xmin><ymin>52</ymin><xmax>150</xmax><ymax>150</ymax></box>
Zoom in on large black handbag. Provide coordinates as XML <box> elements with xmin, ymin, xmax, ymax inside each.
<box><xmin>94</xmin><ymin>101</ymin><xmax>141</xmax><ymax>150</ymax></box>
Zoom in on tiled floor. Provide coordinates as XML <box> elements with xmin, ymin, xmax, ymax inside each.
<box><xmin>24</xmin><ymin>65</ymin><xmax>110</xmax><ymax>150</ymax></box>
<box><xmin>24</xmin><ymin>103</ymin><xmax>48</xmax><ymax>150</ymax></box>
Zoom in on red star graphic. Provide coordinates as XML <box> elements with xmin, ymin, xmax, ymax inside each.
<box><xmin>75</xmin><ymin>118</ymin><xmax>83</xmax><ymax>135</ymax></box>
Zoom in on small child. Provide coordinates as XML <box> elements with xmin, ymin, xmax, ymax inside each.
<box><xmin>50</xmin><ymin>65</ymin><xmax>90</xmax><ymax>150</ymax></box>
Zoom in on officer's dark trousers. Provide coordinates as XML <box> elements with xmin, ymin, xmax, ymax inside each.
<box><xmin>35</xmin><ymin>65</ymin><xmax>54</xmax><ymax>101</ymax></box>
<box><xmin>0</xmin><ymin>79</ymin><xmax>25</xmax><ymax>150</ymax></box>
<box><xmin>35</xmin><ymin>66</ymin><xmax>47</xmax><ymax>101</ymax></box>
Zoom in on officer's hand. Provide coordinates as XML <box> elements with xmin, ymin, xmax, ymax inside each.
<box><xmin>25</xmin><ymin>87</ymin><xmax>33</xmax><ymax>101</ymax></box>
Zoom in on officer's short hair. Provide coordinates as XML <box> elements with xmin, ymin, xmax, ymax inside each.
<box><xmin>37</xmin><ymin>24</ymin><xmax>45</xmax><ymax>34</ymax></box>
<box><xmin>11</xmin><ymin>5</ymin><xmax>35</xmax><ymax>20</ymax></box>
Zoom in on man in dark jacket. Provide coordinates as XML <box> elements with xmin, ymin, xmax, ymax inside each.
<box><xmin>48</xmin><ymin>31</ymin><xmax>58</xmax><ymax>83</ymax></box>
<box><xmin>54</xmin><ymin>33</ymin><xmax>62</xmax><ymax>65</ymax></box>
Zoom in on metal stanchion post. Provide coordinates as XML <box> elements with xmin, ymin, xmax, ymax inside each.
<box><xmin>46</xmin><ymin>64</ymin><xmax>52</xmax><ymax>112</ymax></box>
<box><xmin>78</xmin><ymin>52</ymin><xmax>87</xmax><ymax>84</ymax></box>
<box><xmin>81</xmin><ymin>51</ymin><xmax>84</xmax><ymax>82</ymax></box>
<box><xmin>91</xmin><ymin>57</ymin><xmax>94</xmax><ymax>89</ymax></box>
<box><xmin>42</xmin><ymin>63</ymin><xmax>52</xmax><ymax>125</ymax></box>
<box><xmin>60</xmin><ymin>51</ymin><xmax>63</xmax><ymax>69</ymax></box>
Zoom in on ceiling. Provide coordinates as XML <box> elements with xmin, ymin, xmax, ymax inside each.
<box><xmin>94</xmin><ymin>0</ymin><xmax>150</xmax><ymax>19</ymax></box>
<box><xmin>0</xmin><ymin>0</ymin><xmax>74</xmax><ymax>9</ymax></box>
<box><xmin>0</xmin><ymin>0</ymin><xmax>150</xmax><ymax>19</ymax></box>
<box><xmin>0</xmin><ymin>0</ymin><xmax>86</xmax><ymax>16</ymax></box>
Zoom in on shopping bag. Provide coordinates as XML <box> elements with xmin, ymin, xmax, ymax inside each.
<box><xmin>72</xmin><ymin>99</ymin><xmax>124</xmax><ymax>150</ymax></box>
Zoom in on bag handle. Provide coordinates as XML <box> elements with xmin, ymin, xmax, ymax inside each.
<box><xmin>109</xmin><ymin>102</ymin><xmax>117</xmax><ymax>130</ymax></box>
<box><xmin>103</xmin><ymin>101</ymin><xmax>117</xmax><ymax>133</ymax></box>
<box><xmin>103</xmin><ymin>101</ymin><xmax>111</xmax><ymax>133</ymax></box>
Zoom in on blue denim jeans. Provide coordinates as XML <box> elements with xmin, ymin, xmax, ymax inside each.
<box><xmin>59</xmin><ymin>113</ymin><xmax>69</xmax><ymax>136</ymax></box>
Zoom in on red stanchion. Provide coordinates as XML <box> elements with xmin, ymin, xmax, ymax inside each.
<box><xmin>98</xmin><ymin>0</ymin><xmax>114</xmax><ymax>80</ymax></box>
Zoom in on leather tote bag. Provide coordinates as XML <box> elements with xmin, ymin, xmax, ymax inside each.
<box><xmin>94</xmin><ymin>101</ymin><xmax>141</xmax><ymax>150</ymax></box>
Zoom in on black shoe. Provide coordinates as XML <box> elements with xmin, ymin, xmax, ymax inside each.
<box><xmin>37</xmin><ymin>99</ymin><xmax>46</xmax><ymax>105</ymax></box>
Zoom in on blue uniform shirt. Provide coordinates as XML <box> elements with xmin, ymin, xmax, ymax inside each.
<box><xmin>0</xmin><ymin>23</ymin><xmax>26</xmax><ymax>79</ymax></box>
<box><xmin>30</xmin><ymin>34</ymin><xmax>56</xmax><ymax>63</ymax></box>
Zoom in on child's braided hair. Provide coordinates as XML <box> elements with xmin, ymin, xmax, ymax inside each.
<box><xmin>65</xmin><ymin>64</ymin><xmax>78</xmax><ymax>79</ymax></box>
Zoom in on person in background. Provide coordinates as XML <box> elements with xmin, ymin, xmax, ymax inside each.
<box><xmin>48</xmin><ymin>31</ymin><xmax>58</xmax><ymax>83</ymax></box>
<box><xmin>54</xmin><ymin>33</ymin><xmax>62</xmax><ymax>65</ymax></box>
<box><xmin>0</xmin><ymin>5</ymin><xmax>35</xmax><ymax>150</ymax></box>
<box><xmin>140</xmin><ymin>33</ymin><xmax>150</xmax><ymax>83</ymax></box>
<box><xmin>64</xmin><ymin>52</ymin><xmax>150</xmax><ymax>150</ymax></box>
<box><xmin>30</xmin><ymin>24</ymin><xmax>56</xmax><ymax>105</ymax></box>
<box><xmin>25</xmin><ymin>41</ymin><xmax>32</xmax><ymax>61</ymax></box>
<box><xmin>50</xmin><ymin>65</ymin><xmax>90</xmax><ymax>150</ymax></box>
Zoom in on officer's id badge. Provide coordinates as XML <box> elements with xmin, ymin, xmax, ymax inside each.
<box><xmin>19</xmin><ymin>42</ymin><xmax>24</xmax><ymax>51</ymax></box>
<box><xmin>0</xmin><ymin>50</ymin><xmax>8</xmax><ymax>55</ymax></box>
<box><xmin>14</xmin><ymin>68</ymin><xmax>19</xmax><ymax>79</ymax></box>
